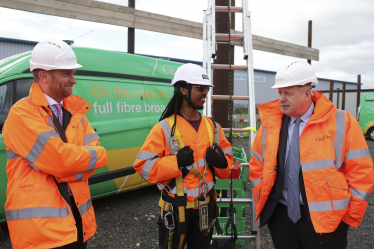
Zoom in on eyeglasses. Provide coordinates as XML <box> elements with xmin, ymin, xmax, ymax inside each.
<box><xmin>192</xmin><ymin>85</ymin><xmax>210</xmax><ymax>92</ymax></box>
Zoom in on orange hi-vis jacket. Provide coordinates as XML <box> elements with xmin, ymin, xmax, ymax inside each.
<box><xmin>249</xmin><ymin>91</ymin><xmax>374</xmax><ymax>233</ymax></box>
<box><xmin>134</xmin><ymin>114</ymin><xmax>234</xmax><ymax>203</ymax></box>
<box><xmin>3</xmin><ymin>82</ymin><xmax>108</xmax><ymax>249</ymax></box>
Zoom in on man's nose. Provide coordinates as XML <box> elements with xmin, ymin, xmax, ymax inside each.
<box><xmin>70</xmin><ymin>75</ymin><xmax>77</xmax><ymax>84</ymax></box>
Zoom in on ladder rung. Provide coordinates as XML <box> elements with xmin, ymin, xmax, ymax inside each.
<box><xmin>216</xmin><ymin>33</ymin><xmax>243</xmax><ymax>42</ymax></box>
<box><xmin>215</xmin><ymin>6</ymin><xmax>243</xmax><ymax>12</ymax></box>
<box><xmin>211</xmin><ymin>64</ymin><xmax>248</xmax><ymax>70</ymax></box>
<box><xmin>216</xmin><ymin>41</ymin><xmax>243</xmax><ymax>46</ymax></box>
<box><xmin>212</xmin><ymin>95</ymin><xmax>249</xmax><ymax>100</ymax></box>
<box><xmin>212</xmin><ymin>235</ymin><xmax>256</xmax><ymax>240</ymax></box>
<box><xmin>223</xmin><ymin>128</ymin><xmax>251</xmax><ymax>132</ymax></box>
<box><xmin>216</xmin><ymin>198</ymin><xmax>253</xmax><ymax>204</ymax></box>
<box><xmin>241</xmin><ymin>163</ymin><xmax>249</xmax><ymax>167</ymax></box>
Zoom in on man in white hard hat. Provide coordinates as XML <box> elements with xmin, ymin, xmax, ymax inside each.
<box><xmin>134</xmin><ymin>63</ymin><xmax>237</xmax><ymax>249</ymax></box>
<box><xmin>3</xmin><ymin>39</ymin><xmax>108</xmax><ymax>249</ymax></box>
<box><xmin>249</xmin><ymin>60</ymin><xmax>374</xmax><ymax>248</ymax></box>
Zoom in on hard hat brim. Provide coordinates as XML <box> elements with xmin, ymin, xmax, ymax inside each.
<box><xmin>30</xmin><ymin>62</ymin><xmax>82</xmax><ymax>71</ymax></box>
<box><xmin>271</xmin><ymin>77</ymin><xmax>318</xmax><ymax>89</ymax></box>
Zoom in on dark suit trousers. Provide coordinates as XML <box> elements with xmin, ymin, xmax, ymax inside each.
<box><xmin>267</xmin><ymin>203</ymin><xmax>348</xmax><ymax>249</ymax></box>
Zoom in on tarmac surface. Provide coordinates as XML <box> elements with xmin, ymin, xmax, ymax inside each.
<box><xmin>1</xmin><ymin>137</ymin><xmax>374</xmax><ymax>248</ymax></box>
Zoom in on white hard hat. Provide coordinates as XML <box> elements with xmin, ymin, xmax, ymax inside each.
<box><xmin>171</xmin><ymin>63</ymin><xmax>213</xmax><ymax>87</ymax></box>
<box><xmin>30</xmin><ymin>39</ymin><xmax>82</xmax><ymax>71</ymax></box>
<box><xmin>272</xmin><ymin>60</ymin><xmax>318</xmax><ymax>88</ymax></box>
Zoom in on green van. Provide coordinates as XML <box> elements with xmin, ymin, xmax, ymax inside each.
<box><xmin>357</xmin><ymin>93</ymin><xmax>374</xmax><ymax>140</ymax></box>
<box><xmin>0</xmin><ymin>46</ymin><xmax>246</xmax><ymax>223</ymax></box>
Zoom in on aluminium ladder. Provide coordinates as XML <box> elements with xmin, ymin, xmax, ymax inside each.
<box><xmin>203</xmin><ymin>0</ymin><xmax>260</xmax><ymax>248</ymax></box>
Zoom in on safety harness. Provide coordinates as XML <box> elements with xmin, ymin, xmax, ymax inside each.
<box><xmin>159</xmin><ymin>115</ymin><xmax>219</xmax><ymax>249</ymax></box>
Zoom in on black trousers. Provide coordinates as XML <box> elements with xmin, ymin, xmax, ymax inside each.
<box><xmin>267</xmin><ymin>203</ymin><xmax>348</xmax><ymax>249</ymax></box>
<box><xmin>54</xmin><ymin>196</ymin><xmax>86</xmax><ymax>249</ymax></box>
<box><xmin>160</xmin><ymin>201</ymin><xmax>216</xmax><ymax>249</ymax></box>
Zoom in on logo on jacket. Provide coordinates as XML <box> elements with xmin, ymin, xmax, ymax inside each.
<box><xmin>315</xmin><ymin>135</ymin><xmax>332</xmax><ymax>141</ymax></box>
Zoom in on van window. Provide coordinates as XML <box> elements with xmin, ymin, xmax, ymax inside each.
<box><xmin>0</xmin><ymin>81</ymin><xmax>14</xmax><ymax>132</ymax></box>
<box><xmin>15</xmin><ymin>78</ymin><xmax>33</xmax><ymax>102</ymax></box>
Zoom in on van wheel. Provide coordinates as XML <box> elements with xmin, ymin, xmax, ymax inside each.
<box><xmin>368</xmin><ymin>128</ymin><xmax>374</xmax><ymax>140</ymax></box>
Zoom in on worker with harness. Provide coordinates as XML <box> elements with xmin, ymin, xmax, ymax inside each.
<box><xmin>133</xmin><ymin>63</ymin><xmax>234</xmax><ymax>249</ymax></box>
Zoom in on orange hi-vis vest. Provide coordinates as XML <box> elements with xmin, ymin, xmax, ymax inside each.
<box><xmin>249</xmin><ymin>91</ymin><xmax>374</xmax><ymax>233</ymax></box>
<box><xmin>133</xmin><ymin>114</ymin><xmax>234</xmax><ymax>202</ymax></box>
<box><xmin>3</xmin><ymin>82</ymin><xmax>108</xmax><ymax>249</ymax></box>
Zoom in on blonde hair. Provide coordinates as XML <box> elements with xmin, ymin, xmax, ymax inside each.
<box><xmin>298</xmin><ymin>83</ymin><xmax>314</xmax><ymax>96</ymax></box>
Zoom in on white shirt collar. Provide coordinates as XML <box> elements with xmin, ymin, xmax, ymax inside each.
<box><xmin>44</xmin><ymin>94</ymin><xmax>63</xmax><ymax>107</ymax></box>
<box><xmin>290</xmin><ymin>102</ymin><xmax>314</xmax><ymax>124</ymax></box>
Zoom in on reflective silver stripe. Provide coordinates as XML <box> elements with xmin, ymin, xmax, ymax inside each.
<box><xmin>47</xmin><ymin>115</ymin><xmax>54</xmax><ymax>129</ymax></box>
<box><xmin>84</xmin><ymin>146</ymin><xmax>97</xmax><ymax>171</ymax></box>
<box><xmin>81</xmin><ymin>117</ymin><xmax>85</xmax><ymax>131</ymax></box>
<box><xmin>215</xmin><ymin>122</ymin><xmax>220</xmax><ymax>143</ymax></box>
<box><xmin>157</xmin><ymin>183</ymin><xmax>165</xmax><ymax>190</ymax></box>
<box><xmin>142</xmin><ymin>158</ymin><xmax>158</xmax><ymax>181</ymax></box>
<box><xmin>302</xmin><ymin>158</ymin><xmax>335</xmax><ymax>172</ymax></box>
<box><xmin>345</xmin><ymin>148</ymin><xmax>371</xmax><ymax>162</ymax></box>
<box><xmin>159</xmin><ymin>120</ymin><xmax>172</xmax><ymax>143</ymax></box>
<box><xmin>6</xmin><ymin>149</ymin><xmax>21</xmax><ymax>159</ymax></box>
<box><xmin>350</xmin><ymin>187</ymin><xmax>371</xmax><ymax>202</ymax></box>
<box><xmin>26</xmin><ymin>130</ymin><xmax>60</xmax><ymax>164</ymax></box>
<box><xmin>78</xmin><ymin>198</ymin><xmax>92</xmax><ymax>216</ymax></box>
<box><xmin>198</xmin><ymin>158</ymin><xmax>206</xmax><ymax>168</ymax></box>
<box><xmin>251</xmin><ymin>178</ymin><xmax>261</xmax><ymax>188</ymax></box>
<box><xmin>136</xmin><ymin>151</ymin><xmax>159</xmax><ymax>160</ymax></box>
<box><xmin>333</xmin><ymin>198</ymin><xmax>350</xmax><ymax>210</ymax></box>
<box><xmin>6</xmin><ymin>205</ymin><xmax>70</xmax><ymax>220</ymax></box>
<box><xmin>170</xmin><ymin>180</ymin><xmax>214</xmax><ymax>197</ymax></box>
<box><xmin>135</xmin><ymin>151</ymin><xmax>160</xmax><ymax>180</ymax></box>
<box><xmin>250</xmin><ymin>150</ymin><xmax>263</xmax><ymax>163</ymax></box>
<box><xmin>262</xmin><ymin>127</ymin><xmax>267</xmax><ymax>157</ymax></box>
<box><xmin>309</xmin><ymin>200</ymin><xmax>332</xmax><ymax>212</ymax></box>
<box><xmin>308</xmin><ymin>197</ymin><xmax>350</xmax><ymax>212</ymax></box>
<box><xmin>84</xmin><ymin>133</ymin><xmax>100</xmax><ymax>145</ymax></box>
<box><xmin>222</xmin><ymin>148</ymin><xmax>233</xmax><ymax>156</ymax></box>
<box><xmin>76</xmin><ymin>173</ymin><xmax>84</xmax><ymax>181</ymax></box>
<box><xmin>334</xmin><ymin>110</ymin><xmax>345</xmax><ymax>169</ymax></box>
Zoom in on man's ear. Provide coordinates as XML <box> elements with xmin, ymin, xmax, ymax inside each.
<box><xmin>304</xmin><ymin>88</ymin><xmax>311</xmax><ymax>100</ymax></box>
<box><xmin>179</xmin><ymin>86</ymin><xmax>188</xmax><ymax>97</ymax></box>
<box><xmin>39</xmin><ymin>71</ymin><xmax>49</xmax><ymax>83</ymax></box>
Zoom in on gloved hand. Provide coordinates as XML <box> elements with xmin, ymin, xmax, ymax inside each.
<box><xmin>177</xmin><ymin>145</ymin><xmax>194</xmax><ymax>168</ymax></box>
<box><xmin>206</xmin><ymin>144</ymin><xmax>228</xmax><ymax>169</ymax></box>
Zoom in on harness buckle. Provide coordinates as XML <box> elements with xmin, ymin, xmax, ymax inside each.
<box><xmin>164</xmin><ymin>205</ymin><xmax>175</xmax><ymax>231</ymax></box>
<box><xmin>169</xmin><ymin>137</ymin><xmax>179</xmax><ymax>155</ymax></box>
<box><xmin>164</xmin><ymin>184</ymin><xmax>172</xmax><ymax>194</ymax></box>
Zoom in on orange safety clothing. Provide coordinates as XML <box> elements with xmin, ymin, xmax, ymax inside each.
<box><xmin>3</xmin><ymin>82</ymin><xmax>108</xmax><ymax>249</ymax></box>
<box><xmin>133</xmin><ymin>114</ymin><xmax>233</xmax><ymax>202</ymax></box>
<box><xmin>249</xmin><ymin>91</ymin><xmax>374</xmax><ymax>233</ymax></box>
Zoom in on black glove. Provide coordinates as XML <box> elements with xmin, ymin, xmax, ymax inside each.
<box><xmin>206</xmin><ymin>144</ymin><xmax>228</xmax><ymax>169</ymax></box>
<box><xmin>177</xmin><ymin>145</ymin><xmax>194</xmax><ymax>168</ymax></box>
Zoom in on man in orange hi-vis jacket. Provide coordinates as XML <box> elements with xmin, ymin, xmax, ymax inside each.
<box><xmin>3</xmin><ymin>39</ymin><xmax>107</xmax><ymax>249</ymax></box>
<box><xmin>133</xmin><ymin>63</ymin><xmax>235</xmax><ymax>249</ymax></box>
<box><xmin>249</xmin><ymin>60</ymin><xmax>374</xmax><ymax>249</ymax></box>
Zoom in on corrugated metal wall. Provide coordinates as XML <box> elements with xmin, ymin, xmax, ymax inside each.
<box><xmin>0</xmin><ymin>41</ymin><xmax>35</xmax><ymax>60</ymax></box>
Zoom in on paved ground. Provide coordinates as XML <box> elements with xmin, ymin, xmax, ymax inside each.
<box><xmin>1</xmin><ymin>137</ymin><xmax>374</xmax><ymax>248</ymax></box>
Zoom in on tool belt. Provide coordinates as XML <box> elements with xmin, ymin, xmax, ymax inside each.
<box><xmin>159</xmin><ymin>188</ymin><xmax>217</xmax><ymax>212</ymax></box>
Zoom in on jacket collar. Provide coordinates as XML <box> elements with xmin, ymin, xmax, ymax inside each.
<box><xmin>258</xmin><ymin>91</ymin><xmax>336</xmax><ymax>126</ymax></box>
<box><xmin>28</xmin><ymin>81</ymin><xmax>91</xmax><ymax>115</ymax></box>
